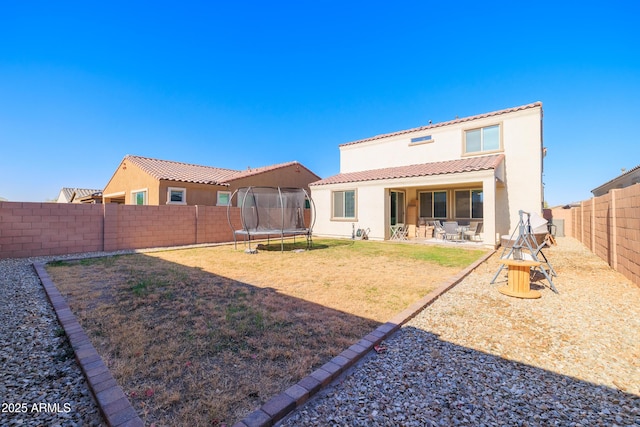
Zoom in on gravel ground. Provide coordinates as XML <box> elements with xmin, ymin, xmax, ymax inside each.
<box><xmin>279</xmin><ymin>237</ymin><xmax>640</xmax><ymax>426</ymax></box>
<box><xmin>0</xmin><ymin>253</ymin><xmax>121</xmax><ymax>427</ymax></box>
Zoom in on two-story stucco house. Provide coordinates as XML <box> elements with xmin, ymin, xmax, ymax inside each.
<box><xmin>310</xmin><ymin>102</ymin><xmax>545</xmax><ymax>247</ymax></box>
<box><xmin>103</xmin><ymin>155</ymin><xmax>321</xmax><ymax>206</ymax></box>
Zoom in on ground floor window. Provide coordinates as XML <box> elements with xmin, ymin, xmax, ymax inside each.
<box><xmin>167</xmin><ymin>187</ymin><xmax>186</xmax><ymax>204</ymax></box>
<box><xmin>455</xmin><ymin>189</ymin><xmax>483</xmax><ymax>219</ymax></box>
<box><xmin>332</xmin><ymin>190</ymin><xmax>356</xmax><ymax>219</ymax></box>
<box><xmin>131</xmin><ymin>189</ymin><xmax>147</xmax><ymax>205</ymax></box>
<box><xmin>217</xmin><ymin>191</ymin><xmax>231</xmax><ymax>206</ymax></box>
<box><xmin>419</xmin><ymin>191</ymin><xmax>447</xmax><ymax>218</ymax></box>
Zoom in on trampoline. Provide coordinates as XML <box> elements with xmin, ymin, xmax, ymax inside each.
<box><xmin>227</xmin><ymin>186</ymin><xmax>315</xmax><ymax>252</ymax></box>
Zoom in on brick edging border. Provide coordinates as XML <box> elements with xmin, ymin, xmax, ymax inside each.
<box><xmin>33</xmin><ymin>248</ymin><xmax>495</xmax><ymax>427</ymax></box>
<box><xmin>33</xmin><ymin>262</ymin><xmax>144</xmax><ymax>427</ymax></box>
<box><xmin>233</xmin><ymin>249</ymin><xmax>496</xmax><ymax>427</ymax></box>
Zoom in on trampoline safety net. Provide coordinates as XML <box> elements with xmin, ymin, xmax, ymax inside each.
<box><xmin>227</xmin><ymin>186</ymin><xmax>315</xmax><ymax>251</ymax></box>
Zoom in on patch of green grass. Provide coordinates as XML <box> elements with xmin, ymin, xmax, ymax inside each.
<box><xmin>129</xmin><ymin>276</ymin><xmax>168</xmax><ymax>296</ymax></box>
<box><xmin>206</xmin><ymin>304</ymin><xmax>267</xmax><ymax>354</ymax></box>
<box><xmin>47</xmin><ymin>260</ymin><xmax>71</xmax><ymax>267</ymax></box>
<box><xmin>78</xmin><ymin>256</ymin><xmax>119</xmax><ymax>267</ymax></box>
<box><xmin>255</xmin><ymin>238</ymin><xmax>353</xmax><ymax>252</ymax></box>
<box><xmin>254</xmin><ymin>238</ymin><xmax>485</xmax><ymax>268</ymax></box>
<box><xmin>407</xmin><ymin>246</ymin><xmax>485</xmax><ymax>267</ymax></box>
<box><xmin>225</xmin><ymin>304</ymin><xmax>265</xmax><ymax>335</ymax></box>
<box><xmin>313</xmin><ymin>238</ymin><xmax>485</xmax><ymax>267</ymax></box>
<box><xmin>48</xmin><ymin>256</ymin><xmax>120</xmax><ymax>268</ymax></box>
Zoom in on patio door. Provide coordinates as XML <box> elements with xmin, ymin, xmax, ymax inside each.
<box><xmin>390</xmin><ymin>190</ymin><xmax>405</xmax><ymax>226</ymax></box>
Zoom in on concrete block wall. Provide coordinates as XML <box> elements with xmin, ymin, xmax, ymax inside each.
<box><xmin>593</xmin><ymin>192</ymin><xmax>612</xmax><ymax>265</ymax></box>
<box><xmin>582</xmin><ymin>199</ymin><xmax>593</xmax><ymax>252</ymax></box>
<box><xmin>551</xmin><ymin>184</ymin><xmax>640</xmax><ymax>287</ymax></box>
<box><xmin>196</xmin><ymin>205</ymin><xmax>238</xmax><ymax>244</ymax></box>
<box><xmin>110</xmin><ymin>204</ymin><xmax>197</xmax><ymax>251</ymax></box>
<box><xmin>0</xmin><ymin>202</ymin><xmax>104</xmax><ymax>258</ymax></box>
<box><xmin>614</xmin><ymin>185</ymin><xmax>640</xmax><ymax>286</ymax></box>
<box><xmin>573</xmin><ymin>206</ymin><xmax>582</xmax><ymax>242</ymax></box>
<box><xmin>0</xmin><ymin>202</ymin><xmax>315</xmax><ymax>259</ymax></box>
<box><xmin>543</xmin><ymin>207</ymin><xmax>573</xmax><ymax>238</ymax></box>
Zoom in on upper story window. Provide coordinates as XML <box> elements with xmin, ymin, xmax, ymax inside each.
<box><xmin>167</xmin><ymin>187</ymin><xmax>186</xmax><ymax>205</ymax></box>
<box><xmin>332</xmin><ymin>190</ymin><xmax>356</xmax><ymax>219</ymax></box>
<box><xmin>410</xmin><ymin>135</ymin><xmax>432</xmax><ymax>145</ymax></box>
<box><xmin>465</xmin><ymin>125</ymin><xmax>500</xmax><ymax>154</ymax></box>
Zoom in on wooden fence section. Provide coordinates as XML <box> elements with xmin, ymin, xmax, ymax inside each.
<box><xmin>550</xmin><ymin>184</ymin><xmax>640</xmax><ymax>287</ymax></box>
<box><xmin>0</xmin><ymin>202</ymin><xmax>248</xmax><ymax>259</ymax></box>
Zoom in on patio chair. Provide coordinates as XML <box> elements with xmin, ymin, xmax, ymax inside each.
<box><xmin>464</xmin><ymin>221</ymin><xmax>483</xmax><ymax>241</ymax></box>
<box><xmin>442</xmin><ymin>221</ymin><xmax>460</xmax><ymax>241</ymax></box>
<box><xmin>432</xmin><ymin>220</ymin><xmax>446</xmax><ymax>240</ymax></box>
<box><xmin>390</xmin><ymin>224</ymin><xmax>409</xmax><ymax>240</ymax></box>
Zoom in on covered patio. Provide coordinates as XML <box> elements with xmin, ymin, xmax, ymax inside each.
<box><xmin>311</xmin><ymin>154</ymin><xmax>511</xmax><ymax>248</ymax></box>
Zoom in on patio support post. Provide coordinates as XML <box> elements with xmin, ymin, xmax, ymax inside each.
<box><xmin>483</xmin><ymin>176</ymin><xmax>497</xmax><ymax>247</ymax></box>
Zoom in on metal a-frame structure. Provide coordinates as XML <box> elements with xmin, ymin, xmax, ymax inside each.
<box><xmin>491</xmin><ymin>210</ymin><xmax>558</xmax><ymax>293</ymax></box>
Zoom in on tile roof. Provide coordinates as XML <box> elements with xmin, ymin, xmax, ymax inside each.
<box><xmin>124</xmin><ymin>156</ymin><xmax>319</xmax><ymax>185</ymax></box>
<box><xmin>341</xmin><ymin>102</ymin><xmax>542</xmax><ymax>147</ymax></box>
<box><xmin>224</xmin><ymin>161</ymin><xmax>320</xmax><ymax>182</ymax></box>
<box><xmin>59</xmin><ymin>188</ymin><xmax>102</xmax><ymax>201</ymax></box>
<box><xmin>310</xmin><ymin>154</ymin><xmax>504</xmax><ymax>186</ymax></box>
<box><xmin>125</xmin><ymin>155</ymin><xmax>240</xmax><ymax>185</ymax></box>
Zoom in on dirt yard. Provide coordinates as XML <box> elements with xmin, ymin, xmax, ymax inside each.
<box><xmin>46</xmin><ymin>238</ymin><xmax>486</xmax><ymax>426</ymax></box>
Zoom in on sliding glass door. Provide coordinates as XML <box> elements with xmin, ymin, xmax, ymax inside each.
<box><xmin>390</xmin><ymin>190</ymin><xmax>405</xmax><ymax>226</ymax></box>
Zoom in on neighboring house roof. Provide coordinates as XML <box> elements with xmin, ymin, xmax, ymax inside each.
<box><xmin>125</xmin><ymin>155</ymin><xmax>239</xmax><ymax>185</ymax></box>
<box><xmin>311</xmin><ymin>154</ymin><xmax>504</xmax><ymax>186</ymax></box>
<box><xmin>123</xmin><ymin>155</ymin><xmax>320</xmax><ymax>186</ymax></box>
<box><xmin>340</xmin><ymin>102</ymin><xmax>542</xmax><ymax>147</ymax></box>
<box><xmin>591</xmin><ymin>164</ymin><xmax>640</xmax><ymax>196</ymax></box>
<box><xmin>224</xmin><ymin>161</ymin><xmax>321</xmax><ymax>182</ymax></box>
<box><xmin>58</xmin><ymin>187</ymin><xmax>102</xmax><ymax>202</ymax></box>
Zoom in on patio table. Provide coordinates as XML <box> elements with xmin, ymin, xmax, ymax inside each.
<box><xmin>457</xmin><ymin>225</ymin><xmax>469</xmax><ymax>240</ymax></box>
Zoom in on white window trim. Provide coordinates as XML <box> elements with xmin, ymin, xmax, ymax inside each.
<box><xmin>331</xmin><ymin>189</ymin><xmax>357</xmax><ymax>221</ymax></box>
<box><xmin>463</xmin><ymin>123</ymin><xmax>503</xmax><ymax>155</ymax></box>
<box><xmin>166</xmin><ymin>187</ymin><xmax>187</xmax><ymax>205</ymax></box>
<box><xmin>131</xmin><ymin>188</ymin><xmax>148</xmax><ymax>205</ymax></box>
<box><xmin>409</xmin><ymin>135</ymin><xmax>434</xmax><ymax>146</ymax></box>
<box><xmin>419</xmin><ymin>190</ymin><xmax>448</xmax><ymax>219</ymax></box>
<box><xmin>454</xmin><ymin>189</ymin><xmax>484</xmax><ymax>219</ymax></box>
<box><xmin>217</xmin><ymin>191</ymin><xmax>232</xmax><ymax>206</ymax></box>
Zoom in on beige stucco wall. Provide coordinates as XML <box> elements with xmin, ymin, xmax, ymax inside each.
<box><xmin>311</xmin><ymin>183</ymin><xmax>386</xmax><ymax>240</ymax></box>
<box><xmin>500</xmin><ymin>108</ymin><xmax>544</xmax><ymax>233</ymax></box>
<box><xmin>103</xmin><ymin>160</ymin><xmax>160</xmax><ymax>204</ymax></box>
<box><xmin>226</xmin><ymin>163</ymin><xmax>320</xmax><ymax>204</ymax></box>
<box><xmin>158</xmin><ymin>181</ymin><xmax>229</xmax><ymax>205</ymax></box>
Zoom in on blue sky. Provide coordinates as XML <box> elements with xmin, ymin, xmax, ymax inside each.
<box><xmin>1</xmin><ymin>1</ymin><xmax>638</xmax><ymax>206</ymax></box>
